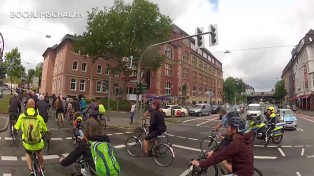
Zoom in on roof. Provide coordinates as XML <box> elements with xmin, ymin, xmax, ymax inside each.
<box><xmin>42</xmin><ymin>35</ymin><xmax>75</xmax><ymax>57</ymax></box>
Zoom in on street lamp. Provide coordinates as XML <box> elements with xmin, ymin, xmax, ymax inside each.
<box><xmin>0</xmin><ymin>32</ymin><xmax>4</xmax><ymax>62</ymax></box>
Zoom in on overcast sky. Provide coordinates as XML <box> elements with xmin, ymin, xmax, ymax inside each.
<box><xmin>1</xmin><ymin>0</ymin><xmax>314</xmax><ymax>91</ymax></box>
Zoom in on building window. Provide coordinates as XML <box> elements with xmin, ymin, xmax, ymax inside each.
<box><xmin>81</xmin><ymin>63</ymin><xmax>87</xmax><ymax>72</ymax></box>
<box><xmin>72</xmin><ymin>61</ymin><xmax>78</xmax><ymax>70</ymax></box>
<box><xmin>127</xmin><ymin>87</ymin><xmax>137</xmax><ymax>94</ymax></box>
<box><xmin>105</xmin><ymin>65</ymin><xmax>110</xmax><ymax>75</ymax></box>
<box><xmin>192</xmin><ymin>56</ymin><xmax>197</xmax><ymax>67</ymax></box>
<box><xmin>115</xmin><ymin>73</ymin><xmax>120</xmax><ymax>77</ymax></box>
<box><xmin>199</xmin><ymin>88</ymin><xmax>202</xmax><ymax>97</ymax></box>
<box><xmin>193</xmin><ymin>71</ymin><xmax>197</xmax><ymax>82</ymax></box>
<box><xmin>80</xmin><ymin>80</ymin><xmax>86</xmax><ymax>91</ymax></box>
<box><xmin>96</xmin><ymin>81</ymin><xmax>108</xmax><ymax>93</ymax></box>
<box><xmin>165</xmin><ymin>82</ymin><xmax>171</xmax><ymax>95</ymax></box>
<box><xmin>97</xmin><ymin>65</ymin><xmax>102</xmax><ymax>74</ymax></box>
<box><xmin>165</xmin><ymin>64</ymin><xmax>172</xmax><ymax>77</ymax></box>
<box><xmin>58</xmin><ymin>78</ymin><xmax>61</xmax><ymax>90</ymax></box>
<box><xmin>102</xmin><ymin>81</ymin><xmax>108</xmax><ymax>93</ymax></box>
<box><xmin>70</xmin><ymin>78</ymin><xmax>77</xmax><ymax>91</ymax></box>
<box><xmin>182</xmin><ymin>51</ymin><xmax>189</xmax><ymax>63</ymax></box>
<box><xmin>165</xmin><ymin>46</ymin><xmax>173</xmax><ymax>59</ymax></box>
<box><xmin>96</xmin><ymin>81</ymin><xmax>101</xmax><ymax>92</ymax></box>
<box><xmin>183</xmin><ymin>67</ymin><xmax>189</xmax><ymax>79</ymax></box>
<box><xmin>192</xmin><ymin>86</ymin><xmax>196</xmax><ymax>96</ymax></box>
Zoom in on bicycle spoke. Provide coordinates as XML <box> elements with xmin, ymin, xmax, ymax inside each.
<box><xmin>126</xmin><ymin>137</ymin><xmax>142</xmax><ymax>157</ymax></box>
<box><xmin>152</xmin><ymin>144</ymin><xmax>174</xmax><ymax>167</ymax></box>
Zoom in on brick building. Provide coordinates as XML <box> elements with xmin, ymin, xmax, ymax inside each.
<box><xmin>40</xmin><ymin>24</ymin><xmax>223</xmax><ymax>104</ymax></box>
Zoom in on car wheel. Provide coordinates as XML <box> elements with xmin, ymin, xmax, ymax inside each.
<box><xmin>181</xmin><ymin>112</ymin><xmax>185</xmax><ymax>117</ymax></box>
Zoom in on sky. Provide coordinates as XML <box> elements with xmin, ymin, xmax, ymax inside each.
<box><xmin>0</xmin><ymin>0</ymin><xmax>314</xmax><ymax>91</ymax></box>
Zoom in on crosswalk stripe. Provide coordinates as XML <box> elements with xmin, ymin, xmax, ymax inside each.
<box><xmin>1</xmin><ymin>156</ymin><xmax>17</xmax><ymax>161</ymax></box>
<box><xmin>3</xmin><ymin>174</ymin><xmax>12</xmax><ymax>176</ymax></box>
<box><xmin>4</xmin><ymin>137</ymin><xmax>13</xmax><ymax>140</ymax></box>
<box><xmin>114</xmin><ymin>145</ymin><xmax>126</xmax><ymax>149</ymax></box>
<box><xmin>51</xmin><ymin>138</ymin><xmax>63</xmax><ymax>140</ymax></box>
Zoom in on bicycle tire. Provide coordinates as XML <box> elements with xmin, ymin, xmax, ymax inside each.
<box><xmin>126</xmin><ymin>137</ymin><xmax>142</xmax><ymax>157</ymax></box>
<box><xmin>253</xmin><ymin>168</ymin><xmax>264</xmax><ymax>176</ymax></box>
<box><xmin>200</xmin><ymin>136</ymin><xmax>218</xmax><ymax>154</ymax></box>
<box><xmin>11</xmin><ymin>124</ymin><xmax>17</xmax><ymax>144</ymax></box>
<box><xmin>152</xmin><ymin>143</ymin><xmax>174</xmax><ymax>167</ymax></box>
<box><xmin>157</xmin><ymin>133</ymin><xmax>169</xmax><ymax>144</ymax></box>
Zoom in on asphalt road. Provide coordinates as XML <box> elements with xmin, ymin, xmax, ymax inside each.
<box><xmin>0</xmin><ymin>111</ymin><xmax>314</xmax><ymax>176</ymax></box>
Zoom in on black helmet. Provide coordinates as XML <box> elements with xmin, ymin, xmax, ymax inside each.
<box><xmin>228</xmin><ymin>116</ymin><xmax>246</xmax><ymax>133</ymax></box>
<box><xmin>226</xmin><ymin>111</ymin><xmax>239</xmax><ymax>119</ymax></box>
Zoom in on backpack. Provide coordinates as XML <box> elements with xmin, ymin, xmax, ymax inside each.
<box><xmin>90</xmin><ymin>141</ymin><xmax>120</xmax><ymax>176</ymax></box>
<box><xmin>22</xmin><ymin>112</ymin><xmax>41</xmax><ymax>144</ymax></box>
<box><xmin>99</xmin><ymin>104</ymin><xmax>106</xmax><ymax>114</ymax></box>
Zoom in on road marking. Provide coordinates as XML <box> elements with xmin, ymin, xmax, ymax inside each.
<box><xmin>295</xmin><ymin>145</ymin><xmax>304</xmax><ymax>148</ymax></box>
<box><xmin>126</xmin><ymin>142</ymin><xmax>136</xmax><ymax>146</ymax></box>
<box><xmin>306</xmin><ymin>145</ymin><xmax>312</xmax><ymax>147</ymax></box>
<box><xmin>176</xmin><ymin>136</ymin><xmax>186</xmax><ymax>139</ymax></box>
<box><xmin>179</xmin><ymin>166</ymin><xmax>193</xmax><ymax>176</ymax></box>
<box><xmin>296</xmin><ymin>128</ymin><xmax>300</xmax><ymax>131</ymax></box>
<box><xmin>196</xmin><ymin>119</ymin><xmax>215</xmax><ymax>126</ymax></box>
<box><xmin>183</xmin><ymin>116</ymin><xmax>213</xmax><ymax>123</ymax></box>
<box><xmin>172</xmin><ymin>144</ymin><xmax>202</xmax><ymax>152</ymax></box>
<box><xmin>125</xmin><ymin>131</ymin><xmax>133</xmax><ymax>134</ymax></box>
<box><xmin>1</xmin><ymin>156</ymin><xmax>17</xmax><ymax>161</ymax></box>
<box><xmin>43</xmin><ymin>155</ymin><xmax>60</xmax><ymax>159</ymax></box>
<box><xmin>4</xmin><ymin>137</ymin><xmax>13</xmax><ymax>140</ymax></box>
<box><xmin>107</xmin><ymin>134</ymin><xmax>113</xmax><ymax>136</ymax></box>
<box><xmin>114</xmin><ymin>144</ymin><xmax>126</xmax><ymax>149</ymax></box>
<box><xmin>254</xmin><ymin>156</ymin><xmax>277</xmax><ymax>159</ymax></box>
<box><xmin>115</xmin><ymin>133</ymin><xmax>124</xmax><ymax>135</ymax></box>
<box><xmin>188</xmin><ymin>138</ymin><xmax>198</xmax><ymax>141</ymax></box>
<box><xmin>299</xmin><ymin>128</ymin><xmax>304</xmax><ymax>132</ymax></box>
<box><xmin>65</xmin><ymin>137</ymin><xmax>73</xmax><ymax>140</ymax></box>
<box><xmin>301</xmin><ymin>148</ymin><xmax>304</xmax><ymax>156</ymax></box>
<box><xmin>282</xmin><ymin>145</ymin><xmax>292</xmax><ymax>148</ymax></box>
<box><xmin>3</xmin><ymin>174</ymin><xmax>12</xmax><ymax>176</ymax></box>
<box><xmin>307</xmin><ymin>155</ymin><xmax>314</xmax><ymax>158</ymax></box>
<box><xmin>167</xmin><ymin>134</ymin><xmax>175</xmax><ymax>137</ymax></box>
<box><xmin>278</xmin><ymin>148</ymin><xmax>286</xmax><ymax>156</ymax></box>
<box><xmin>254</xmin><ymin>145</ymin><xmax>265</xmax><ymax>147</ymax></box>
<box><xmin>296</xmin><ymin>171</ymin><xmax>302</xmax><ymax>176</ymax></box>
<box><xmin>267</xmin><ymin>145</ymin><xmax>277</xmax><ymax>148</ymax></box>
<box><xmin>51</xmin><ymin>138</ymin><xmax>63</xmax><ymax>140</ymax></box>
<box><xmin>62</xmin><ymin>153</ymin><xmax>69</xmax><ymax>157</ymax></box>
<box><xmin>298</xmin><ymin>115</ymin><xmax>314</xmax><ymax>123</ymax></box>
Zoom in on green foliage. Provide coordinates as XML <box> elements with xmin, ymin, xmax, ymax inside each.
<box><xmin>2</xmin><ymin>48</ymin><xmax>25</xmax><ymax>81</ymax></box>
<box><xmin>274</xmin><ymin>80</ymin><xmax>288</xmax><ymax>104</ymax></box>
<box><xmin>0</xmin><ymin>95</ymin><xmax>12</xmax><ymax>113</ymax></box>
<box><xmin>27</xmin><ymin>69</ymin><xmax>35</xmax><ymax>88</ymax></box>
<box><xmin>93</xmin><ymin>98</ymin><xmax>131</xmax><ymax>111</ymax></box>
<box><xmin>74</xmin><ymin>0</ymin><xmax>172</xmax><ymax>82</ymax></box>
<box><xmin>0</xmin><ymin>65</ymin><xmax>6</xmax><ymax>79</ymax></box>
<box><xmin>224</xmin><ymin>77</ymin><xmax>248</xmax><ymax>104</ymax></box>
<box><xmin>35</xmin><ymin>62</ymin><xmax>43</xmax><ymax>88</ymax></box>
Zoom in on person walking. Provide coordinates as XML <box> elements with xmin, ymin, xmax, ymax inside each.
<box><xmin>36</xmin><ymin>95</ymin><xmax>50</xmax><ymax>123</ymax></box>
<box><xmin>129</xmin><ymin>101</ymin><xmax>136</xmax><ymax>124</ymax></box>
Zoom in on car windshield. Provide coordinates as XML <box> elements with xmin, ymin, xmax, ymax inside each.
<box><xmin>212</xmin><ymin>105</ymin><xmax>217</xmax><ymax>108</ymax></box>
<box><xmin>164</xmin><ymin>106</ymin><xmax>171</xmax><ymax>109</ymax></box>
<box><xmin>248</xmin><ymin>106</ymin><xmax>260</xmax><ymax>111</ymax></box>
<box><xmin>281</xmin><ymin>110</ymin><xmax>294</xmax><ymax>116</ymax></box>
<box><xmin>193</xmin><ymin>105</ymin><xmax>203</xmax><ymax>109</ymax></box>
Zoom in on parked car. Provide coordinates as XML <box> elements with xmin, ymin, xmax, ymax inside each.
<box><xmin>188</xmin><ymin>104</ymin><xmax>212</xmax><ymax>116</ymax></box>
<box><xmin>211</xmin><ymin>105</ymin><xmax>222</xmax><ymax>114</ymax></box>
<box><xmin>278</xmin><ymin>109</ymin><xmax>297</xmax><ymax>130</ymax></box>
<box><xmin>161</xmin><ymin>105</ymin><xmax>188</xmax><ymax>117</ymax></box>
<box><xmin>246</xmin><ymin>103</ymin><xmax>262</xmax><ymax>121</ymax></box>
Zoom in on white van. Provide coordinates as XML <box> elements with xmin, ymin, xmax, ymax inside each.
<box><xmin>247</xmin><ymin>104</ymin><xmax>262</xmax><ymax>120</ymax></box>
<box><xmin>188</xmin><ymin>104</ymin><xmax>212</xmax><ymax>116</ymax></box>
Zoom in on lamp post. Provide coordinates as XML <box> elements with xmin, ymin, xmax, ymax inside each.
<box><xmin>0</xmin><ymin>33</ymin><xmax>4</xmax><ymax>63</ymax></box>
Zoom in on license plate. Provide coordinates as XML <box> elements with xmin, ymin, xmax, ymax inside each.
<box><xmin>286</xmin><ymin>124</ymin><xmax>293</xmax><ymax>127</ymax></box>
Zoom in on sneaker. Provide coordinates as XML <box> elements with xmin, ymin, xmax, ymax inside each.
<box><xmin>30</xmin><ymin>172</ymin><xmax>35</xmax><ymax>176</ymax></box>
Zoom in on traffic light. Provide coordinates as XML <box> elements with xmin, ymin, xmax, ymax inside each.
<box><xmin>209</xmin><ymin>24</ymin><xmax>218</xmax><ymax>46</ymax></box>
<box><xmin>103</xmin><ymin>79</ymin><xmax>109</xmax><ymax>90</ymax></box>
<box><xmin>196</xmin><ymin>27</ymin><xmax>204</xmax><ymax>48</ymax></box>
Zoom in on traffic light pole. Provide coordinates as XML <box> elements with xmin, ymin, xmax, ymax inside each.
<box><xmin>107</xmin><ymin>77</ymin><xmax>111</xmax><ymax>110</ymax></box>
<box><xmin>134</xmin><ymin>31</ymin><xmax>212</xmax><ymax>125</ymax></box>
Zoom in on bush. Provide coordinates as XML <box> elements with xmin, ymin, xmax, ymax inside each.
<box><xmin>96</xmin><ymin>98</ymin><xmax>131</xmax><ymax>112</ymax></box>
<box><xmin>0</xmin><ymin>95</ymin><xmax>12</xmax><ymax>114</ymax></box>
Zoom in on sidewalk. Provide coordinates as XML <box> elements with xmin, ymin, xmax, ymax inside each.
<box><xmin>296</xmin><ymin>109</ymin><xmax>314</xmax><ymax>116</ymax></box>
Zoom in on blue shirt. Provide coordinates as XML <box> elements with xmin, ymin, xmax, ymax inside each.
<box><xmin>80</xmin><ymin>99</ymin><xmax>86</xmax><ymax>109</ymax></box>
<box><xmin>220</xmin><ymin>114</ymin><xmax>228</xmax><ymax>129</ymax></box>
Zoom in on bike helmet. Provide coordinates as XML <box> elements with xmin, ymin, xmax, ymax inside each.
<box><xmin>267</xmin><ymin>106</ymin><xmax>275</xmax><ymax>113</ymax></box>
<box><xmin>228</xmin><ymin>116</ymin><xmax>246</xmax><ymax>133</ymax></box>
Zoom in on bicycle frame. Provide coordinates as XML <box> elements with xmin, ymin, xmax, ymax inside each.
<box><xmin>31</xmin><ymin>152</ymin><xmax>44</xmax><ymax>176</ymax></box>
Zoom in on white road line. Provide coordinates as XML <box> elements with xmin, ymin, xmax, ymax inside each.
<box><xmin>295</xmin><ymin>145</ymin><xmax>304</xmax><ymax>148</ymax></box>
<box><xmin>3</xmin><ymin>174</ymin><xmax>12</xmax><ymax>176</ymax></box>
<box><xmin>172</xmin><ymin>144</ymin><xmax>202</xmax><ymax>152</ymax></box>
<box><xmin>115</xmin><ymin>133</ymin><xmax>124</xmax><ymax>135</ymax></box>
<box><xmin>307</xmin><ymin>155</ymin><xmax>314</xmax><ymax>158</ymax></box>
<box><xmin>176</xmin><ymin>136</ymin><xmax>186</xmax><ymax>139</ymax></box>
<box><xmin>254</xmin><ymin>145</ymin><xmax>265</xmax><ymax>147</ymax></box>
<box><xmin>296</xmin><ymin>171</ymin><xmax>302</xmax><ymax>176</ymax></box>
<box><xmin>65</xmin><ymin>137</ymin><xmax>73</xmax><ymax>140</ymax></box>
<box><xmin>196</xmin><ymin>119</ymin><xmax>215</xmax><ymax>126</ymax></box>
<box><xmin>126</xmin><ymin>142</ymin><xmax>136</xmax><ymax>146</ymax></box>
<box><xmin>298</xmin><ymin>116</ymin><xmax>314</xmax><ymax>123</ymax></box>
<box><xmin>254</xmin><ymin>156</ymin><xmax>277</xmax><ymax>159</ymax></box>
<box><xmin>183</xmin><ymin>116</ymin><xmax>213</xmax><ymax>123</ymax></box>
<box><xmin>125</xmin><ymin>131</ymin><xmax>133</xmax><ymax>134</ymax></box>
<box><xmin>4</xmin><ymin>137</ymin><xmax>13</xmax><ymax>140</ymax></box>
<box><xmin>1</xmin><ymin>156</ymin><xmax>18</xmax><ymax>161</ymax></box>
<box><xmin>51</xmin><ymin>138</ymin><xmax>63</xmax><ymax>140</ymax></box>
<box><xmin>114</xmin><ymin>144</ymin><xmax>126</xmax><ymax>149</ymax></box>
<box><xmin>306</xmin><ymin>145</ymin><xmax>312</xmax><ymax>147</ymax></box>
<box><xmin>278</xmin><ymin>148</ymin><xmax>286</xmax><ymax>156</ymax></box>
<box><xmin>0</xmin><ymin>137</ymin><xmax>1</xmax><ymax>139</ymax></box>
<box><xmin>167</xmin><ymin>134</ymin><xmax>175</xmax><ymax>137</ymax></box>
<box><xmin>188</xmin><ymin>138</ymin><xmax>198</xmax><ymax>141</ymax></box>
<box><xmin>299</xmin><ymin>128</ymin><xmax>304</xmax><ymax>132</ymax></box>
<box><xmin>301</xmin><ymin>148</ymin><xmax>304</xmax><ymax>156</ymax></box>
<box><xmin>43</xmin><ymin>155</ymin><xmax>60</xmax><ymax>159</ymax></box>
<box><xmin>107</xmin><ymin>134</ymin><xmax>113</xmax><ymax>136</ymax></box>
<box><xmin>179</xmin><ymin>166</ymin><xmax>193</xmax><ymax>176</ymax></box>
<box><xmin>282</xmin><ymin>145</ymin><xmax>293</xmax><ymax>148</ymax></box>
<box><xmin>62</xmin><ymin>153</ymin><xmax>69</xmax><ymax>157</ymax></box>
<box><xmin>267</xmin><ymin>145</ymin><xmax>277</xmax><ymax>148</ymax></box>
<box><xmin>296</xmin><ymin>128</ymin><xmax>300</xmax><ymax>131</ymax></box>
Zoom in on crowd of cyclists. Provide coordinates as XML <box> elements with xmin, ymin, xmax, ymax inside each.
<box><xmin>5</xmin><ymin>89</ymin><xmax>280</xmax><ymax>176</ymax></box>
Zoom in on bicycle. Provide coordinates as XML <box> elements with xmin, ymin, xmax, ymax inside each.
<box><xmin>42</xmin><ymin>132</ymin><xmax>51</xmax><ymax>152</ymax></box>
<box><xmin>31</xmin><ymin>151</ymin><xmax>45</xmax><ymax>176</ymax></box>
<box><xmin>72</xmin><ymin>156</ymin><xmax>96</xmax><ymax>176</ymax></box>
<box><xmin>200</xmin><ymin>129</ymin><xmax>223</xmax><ymax>154</ymax></box>
<box><xmin>9</xmin><ymin>113</ymin><xmax>18</xmax><ymax>144</ymax></box>
<box><xmin>98</xmin><ymin>115</ymin><xmax>107</xmax><ymax>129</ymax></box>
<box><xmin>134</xmin><ymin>118</ymin><xmax>169</xmax><ymax>144</ymax></box>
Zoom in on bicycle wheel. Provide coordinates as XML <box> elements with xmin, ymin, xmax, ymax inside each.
<box><xmin>253</xmin><ymin>168</ymin><xmax>264</xmax><ymax>176</ymax></box>
<box><xmin>157</xmin><ymin>133</ymin><xmax>169</xmax><ymax>144</ymax></box>
<box><xmin>126</xmin><ymin>137</ymin><xmax>142</xmax><ymax>157</ymax></box>
<box><xmin>188</xmin><ymin>164</ymin><xmax>218</xmax><ymax>176</ymax></box>
<box><xmin>11</xmin><ymin>124</ymin><xmax>17</xmax><ymax>144</ymax></box>
<box><xmin>200</xmin><ymin>136</ymin><xmax>218</xmax><ymax>154</ymax></box>
<box><xmin>152</xmin><ymin>143</ymin><xmax>174</xmax><ymax>167</ymax></box>
<box><xmin>134</xmin><ymin>127</ymin><xmax>145</xmax><ymax>141</ymax></box>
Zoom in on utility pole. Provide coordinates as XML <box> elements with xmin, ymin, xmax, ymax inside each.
<box><xmin>134</xmin><ymin>31</ymin><xmax>213</xmax><ymax>125</ymax></box>
<box><xmin>107</xmin><ymin>77</ymin><xmax>111</xmax><ymax>110</ymax></box>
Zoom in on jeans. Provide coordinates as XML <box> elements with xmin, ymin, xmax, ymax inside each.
<box><xmin>130</xmin><ymin>112</ymin><xmax>135</xmax><ymax>123</ymax></box>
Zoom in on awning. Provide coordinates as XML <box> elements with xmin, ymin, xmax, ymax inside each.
<box><xmin>289</xmin><ymin>96</ymin><xmax>297</xmax><ymax>100</ymax></box>
<box><xmin>301</xmin><ymin>94</ymin><xmax>311</xmax><ymax>99</ymax></box>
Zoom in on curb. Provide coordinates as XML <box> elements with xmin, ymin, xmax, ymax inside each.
<box><xmin>0</xmin><ymin>115</ymin><xmax>9</xmax><ymax>133</ymax></box>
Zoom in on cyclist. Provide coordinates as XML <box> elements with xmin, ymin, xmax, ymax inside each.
<box><xmin>9</xmin><ymin>93</ymin><xmax>21</xmax><ymax>124</ymax></box>
<box><xmin>143</xmin><ymin>101</ymin><xmax>167</xmax><ymax>156</ymax></box>
<box><xmin>36</xmin><ymin>95</ymin><xmax>49</xmax><ymax>123</ymax></box>
<box><xmin>191</xmin><ymin>116</ymin><xmax>254</xmax><ymax>176</ymax></box>
<box><xmin>14</xmin><ymin>99</ymin><xmax>48</xmax><ymax>176</ymax></box>
<box><xmin>264</xmin><ymin>106</ymin><xmax>277</xmax><ymax>143</ymax></box>
<box><xmin>59</xmin><ymin>117</ymin><xmax>110</xmax><ymax>175</ymax></box>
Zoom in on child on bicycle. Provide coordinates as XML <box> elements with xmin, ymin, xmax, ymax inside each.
<box><xmin>73</xmin><ymin>113</ymin><xmax>84</xmax><ymax>142</ymax></box>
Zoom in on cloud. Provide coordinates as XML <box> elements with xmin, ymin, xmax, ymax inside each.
<box><xmin>1</xmin><ymin>0</ymin><xmax>314</xmax><ymax>92</ymax></box>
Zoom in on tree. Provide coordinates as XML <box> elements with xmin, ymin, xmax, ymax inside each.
<box><xmin>2</xmin><ymin>48</ymin><xmax>25</xmax><ymax>94</ymax></box>
<box><xmin>35</xmin><ymin>62</ymin><xmax>43</xmax><ymax>88</ymax></box>
<box><xmin>273</xmin><ymin>80</ymin><xmax>288</xmax><ymax>105</ymax></box>
<box><xmin>74</xmin><ymin>0</ymin><xmax>172</xmax><ymax>93</ymax></box>
<box><xmin>27</xmin><ymin>69</ymin><xmax>35</xmax><ymax>89</ymax></box>
<box><xmin>224</xmin><ymin>77</ymin><xmax>236</xmax><ymax>104</ymax></box>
